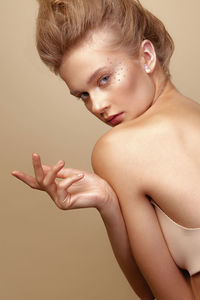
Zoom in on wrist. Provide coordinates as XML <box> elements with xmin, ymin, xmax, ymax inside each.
<box><xmin>96</xmin><ymin>181</ymin><xmax>119</xmax><ymax>216</ymax></box>
<box><xmin>97</xmin><ymin>192</ymin><xmax>124</xmax><ymax>231</ymax></box>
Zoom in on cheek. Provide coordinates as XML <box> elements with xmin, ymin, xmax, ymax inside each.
<box><xmin>120</xmin><ymin>69</ymin><xmax>155</xmax><ymax>104</ymax></box>
<box><xmin>111</xmin><ymin>63</ymin><xmax>127</xmax><ymax>85</ymax></box>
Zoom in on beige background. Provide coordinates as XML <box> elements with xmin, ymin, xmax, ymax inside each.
<box><xmin>1</xmin><ymin>1</ymin><xmax>200</xmax><ymax>299</ymax></box>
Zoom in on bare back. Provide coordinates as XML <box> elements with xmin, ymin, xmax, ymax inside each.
<box><xmin>143</xmin><ymin>95</ymin><xmax>200</xmax><ymax>228</ymax></box>
<box><xmin>93</xmin><ymin>91</ymin><xmax>200</xmax><ymax>228</ymax></box>
<box><xmin>92</xmin><ymin>87</ymin><xmax>200</xmax><ymax>297</ymax></box>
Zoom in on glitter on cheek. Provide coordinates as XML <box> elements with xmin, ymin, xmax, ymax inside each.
<box><xmin>105</xmin><ymin>59</ymin><xmax>127</xmax><ymax>86</ymax></box>
<box><xmin>114</xmin><ymin>65</ymin><xmax>125</xmax><ymax>83</ymax></box>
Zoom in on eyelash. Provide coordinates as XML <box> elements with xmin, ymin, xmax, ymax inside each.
<box><xmin>98</xmin><ymin>75</ymin><xmax>110</xmax><ymax>86</ymax></box>
<box><xmin>78</xmin><ymin>92</ymin><xmax>89</xmax><ymax>101</ymax></box>
<box><xmin>77</xmin><ymin>74</ymin><xmax>111</xmax><ymax>101</ymax></box>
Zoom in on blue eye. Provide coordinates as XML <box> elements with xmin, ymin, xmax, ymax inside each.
<box><xmin>99</xmin><ymin>75</ymin><xmax>110</xmax><ymax>86</ymax></box>
<box><xmin>80</xmin><ymin>92</ymin><xmax>89</xmax><ymax>101</ymax></box>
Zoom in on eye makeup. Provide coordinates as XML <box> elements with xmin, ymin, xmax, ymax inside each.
<box><xmin>70</xmin><ymin>60</ymin><xmax>126</xmax><ymax>101</ymax></box>
<box><xmin>97</xmin><ymin>74</ymin><xmax>111</xmax><ymax>87</ymax></box>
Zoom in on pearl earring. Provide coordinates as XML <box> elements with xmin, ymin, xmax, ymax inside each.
<box><xmin>144</xmin><ymin>64</ymin><xmax>151</xmax><ymax>73</ymax></box>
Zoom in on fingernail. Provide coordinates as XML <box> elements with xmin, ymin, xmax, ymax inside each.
<box><xmin>58</xmin><ymin>160</ymin><xmax>64</xmax><ymax>165</ymax></box>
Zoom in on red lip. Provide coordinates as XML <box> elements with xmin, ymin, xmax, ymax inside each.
<box><xmin>105</xmin><ymin>113</ymin><xmax>124</xmax><ymax>126</ymax></box>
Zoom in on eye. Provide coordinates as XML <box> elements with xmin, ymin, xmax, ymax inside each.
<box><xmin>99</xmin><ymin>75</ymin><xmax>110</xmax><ymax>86</ymax></box>
<box><xmin>79</xmin><ymin>92</ymin><xmax>89</xmax><ymax>101</ymax></box>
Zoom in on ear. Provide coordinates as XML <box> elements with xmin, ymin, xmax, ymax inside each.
<box><xmin>140</xmin><ymin>40</ymin><xmax>157</xmax><ymax>74</ymax></box>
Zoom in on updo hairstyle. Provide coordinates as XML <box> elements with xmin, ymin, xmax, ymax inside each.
<box><xmin>36</xmin><ymin>0</ymin><xmax>174</xmax><ymax>77</ymax></box>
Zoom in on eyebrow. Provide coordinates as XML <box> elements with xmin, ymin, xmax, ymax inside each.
<box><xmin>70</xmin><ymin>66</ymin><xmax>107</xmax><ymax>96</ymax></box>
<box><xmin>87</xmin><ymin>67</ymin><xmax>107</xmax><ymax>85</ymax></box>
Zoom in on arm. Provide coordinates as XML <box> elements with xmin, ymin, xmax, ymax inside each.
<box><xmin>12</xmin><ymin>153</ymin><xmax>154</xmax><ymax>299</ymax></box>
<box><xmin>97</xmin><ymin>193</ymin><xmax>155</xmax><ymax>300</ymax></box>
<box><xmin>92</xmin><ymin>132</ymin><xmax>194</xmax><ymax>300</ymax></box>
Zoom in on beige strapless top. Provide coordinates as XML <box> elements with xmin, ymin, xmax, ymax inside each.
<box><xmin>152</xmin><ymin>201</ymin><xmax>200</xmax><ymax>275</ymax></box>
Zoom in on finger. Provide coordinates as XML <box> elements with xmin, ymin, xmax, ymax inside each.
<box><xmin>43</xmin><ymin>160</ymin><xmax>65</xmax><ymax>186</ymax></box>
<box><xmin>57</xmin><ymin>167</ymin><xmax>84</xmax><ymax>178</ymax></box>
<box><xmin>11</xmin><ymin>171</ymin><xmax>40</xmax><ymax>189</ymax></box>
<box><xmin>58</xmin><ymin>173</ymin><xmax>84</xmax><ymax>190</ymax></box>
<box><xmin>42</xmin><ymin>165</ymin><xmax>52</xmax><ymax>174</ymax></box>
<box><xmin>32</xmin><ymin>153</ymin><xmax>44</xmax><ymax>184</ymax></box>
<box><xmin>60</xmin><ymin>192</ymin><xmax>95</xmax><ymax>210</ymax></box>
<box><xmin>62</xmin><ymin>193</ymin><xmax>87</xmax><ymax>209</ymax></box>
<box><xmin>56</xmin><ymin>174</ymin><xmax>84</xmax><ymax>204</ymax></box>
<box><xmin>41</xmin><ymin>165</ymin><xmax>60</xmax><ymax>178</ymax></box>
<box><xmin>63</xmin><ymin>192</ymin><xmax>94</xmax><ymax>209</ymax></box>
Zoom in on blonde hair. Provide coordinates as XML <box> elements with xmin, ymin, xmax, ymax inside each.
<box><xmin>36</xmin><ymin>0</ymin><xmax>174</xmax><ymax>76</ymax></box>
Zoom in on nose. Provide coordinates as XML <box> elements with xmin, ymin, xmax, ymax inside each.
<box><xmin>90</xmin><ymin>91</ymin><xmax>110</xmax><ymax>116</ymax></box>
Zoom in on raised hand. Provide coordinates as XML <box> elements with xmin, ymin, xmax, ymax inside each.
<box><xmin>12</xmin><ymin>153</ymin><xmax>116</xmax><ymax>211</ymax></box>
<box><xmin>12</xmin><ymin>154</ymin><xmax>155</xmax><ymax>298</ymax></box>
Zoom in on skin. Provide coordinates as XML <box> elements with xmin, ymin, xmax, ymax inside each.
<box><xmin>12</xmin><ymin>154</ymin><xmax>155</xmax><ymax>299</ymax></box>
<box><xmin>59</xmin><ymin>30</ymin><xmax>161</xmax><ymax>126</ymax></box>
<box><xmin>12</xmin><ymin>28</ymin><xmax>200</xmax><ymax>299</ymax></box>
<box><xmin>60</xmin><ymin>30</ymin><xmax>200</xmax><ymax>298</ymax></box>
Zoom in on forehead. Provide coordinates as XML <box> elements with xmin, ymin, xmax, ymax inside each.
<box><xmin>59</xmin><ymin>29</ymin><xmax>129</xmax><ymax>85</ymax></box>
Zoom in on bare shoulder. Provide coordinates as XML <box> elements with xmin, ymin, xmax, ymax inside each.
<box><xmin>91</xmin><ymin>124</ymin><xmax>142</xmax><ymax>199</ymax></box>
<box><xmin>91</xmin><ymin>97</ymin><xmax>200</xmax><ymax>226</ymax></box>
<box><xmin>92</xmin><ymin>96</ymin><xmax>200</xmax><ymax>178</ymax></box>
<box><xmin>92</xmin><ymin>122</ymin><xmax>141</xmax><ymax>174</ymax></box>
<box><xmin>92</xmin><ymin>114</ymin><xmax>172</xmax><ymax>159</ymax></box>
<box><xmin>91</xmin><ymin>116</ymin><xmax>170</xmax><ymax>190</ymax></box>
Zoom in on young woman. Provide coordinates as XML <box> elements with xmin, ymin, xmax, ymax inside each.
<box><xmin>12</xmin><ymin>0</ymin><xmax>200</xmax><ymax>299</ymax></box>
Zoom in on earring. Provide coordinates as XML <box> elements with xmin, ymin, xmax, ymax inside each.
<box><xmin>144</xmin><ymin>64</ymin><xmax>151</xmax><ymax>73</ymax></box>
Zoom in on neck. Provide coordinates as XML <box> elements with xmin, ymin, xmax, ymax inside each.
<box><xmin>152</xmin><ymin>70</ymin><xmax>180</xmax><ymax>107</ymax></box>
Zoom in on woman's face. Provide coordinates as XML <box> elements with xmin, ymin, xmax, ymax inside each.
<box><xmin>59</xmin><ymin>30</ymin><xmax>156</xmax><ymax>126</ymax></box>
